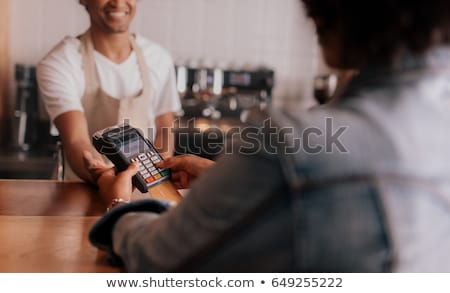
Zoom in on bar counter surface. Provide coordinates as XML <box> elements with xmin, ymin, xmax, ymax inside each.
<box><xmin>0</xmin><ymin>180</ymin><xmax>120</xmax><ymax>273</ymax></box>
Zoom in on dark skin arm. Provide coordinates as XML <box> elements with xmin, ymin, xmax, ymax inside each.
<box><xmin>84</xmin><ymin>152</ymin><xmax>214</xmax><ymax>204</ymax></box>
<box><xmin>156</xmin><ymin>154</ymin><xmax>215</xmax><ymax>189</ymax></box>
<box><xmin>83</xmin><ymin>151</ymin><xmax>138</xmax><ymax>205</ymax></box>
<box><xmin>54</xmin><ymin>110</ymin><xmax>108</xmax><ymax>184</ymax></box>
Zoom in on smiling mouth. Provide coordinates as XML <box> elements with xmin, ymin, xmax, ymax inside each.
<box><xmin>105</xmin><ymin>10</ymin><xmax>130</xmax><ymax>18</ymax></box>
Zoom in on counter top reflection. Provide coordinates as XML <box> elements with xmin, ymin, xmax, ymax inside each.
<box><xmin>0</xmin><ymin>180</ymin><xmax>120</xmax><ymax>273</ymax></box>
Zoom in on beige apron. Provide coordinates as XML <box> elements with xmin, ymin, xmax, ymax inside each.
<box><xmin>64</xmin><ymin>30</ymin><xmax>153</xmax><ymax>181</ymax></box>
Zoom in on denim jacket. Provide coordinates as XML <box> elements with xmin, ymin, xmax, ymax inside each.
<box><xmin>90</xmin><ymin>46</ymin><xmax>450</xmax><ymax>272</ymax></box>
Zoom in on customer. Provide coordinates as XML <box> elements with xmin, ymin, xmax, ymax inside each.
<box><xmin>88</xmin><ymin>0</ymin><xmax>450</xmax><ymax>272</ymax></box>
<box><xmin>37</xmin><ymin>0</ymin><xmax>181</xmax><ymax>182</ymax></box>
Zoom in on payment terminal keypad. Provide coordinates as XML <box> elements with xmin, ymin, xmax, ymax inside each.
<box><xmin>130</xmin><ymin>151</ymin><xmax>170</xmax><ymax>186</ymax></box>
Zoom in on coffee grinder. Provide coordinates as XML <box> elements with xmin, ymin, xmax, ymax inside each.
<box><xmin>11</xmin><ymin>64</ymin><xmax>39</xmax><ymax>151</ymax></box>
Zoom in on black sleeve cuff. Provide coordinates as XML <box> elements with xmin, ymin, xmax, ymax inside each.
<box><xmin>89</xmin><ymin>199</ymin><xmax>170</xmax><ymax>259</ymax></box>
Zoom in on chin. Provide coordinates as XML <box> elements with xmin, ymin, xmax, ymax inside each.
<box><xmin>110</xmin><ymin>28</ymin><xmax>128</xmax><ymax>34</ymax></box>
<box><xmin>105</xmin><ymin>25</ymin><xmax>129</xmax><ymax>34</ymax></box>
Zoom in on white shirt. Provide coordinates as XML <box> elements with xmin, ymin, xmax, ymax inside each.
<box><xmin>37</xmin><ymin>34</ymin><xmax>181</xmax><ymax>128</ymax></box>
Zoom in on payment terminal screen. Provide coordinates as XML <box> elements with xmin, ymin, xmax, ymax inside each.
<box><xmin>119</xmin><ymin>134</ymin><xmax>150</xmax><ymax>158</ymax></box>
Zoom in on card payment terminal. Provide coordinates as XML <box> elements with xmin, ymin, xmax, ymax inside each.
<box><xmin>92</xmin><ymin>124</ymin><xmax>181</xmax><ymax>202</ymax></box>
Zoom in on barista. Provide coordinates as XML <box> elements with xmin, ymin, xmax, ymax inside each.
<box><xmin>37</xmin><ymin>0</ymin><xmax>181</xmax><ymax>183</ymax></box>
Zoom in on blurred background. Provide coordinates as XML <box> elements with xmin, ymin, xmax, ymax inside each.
<box><xmin>0</xmin><ymin>0</ymin><xmax>334</xmax><ymax>179</ymax></box>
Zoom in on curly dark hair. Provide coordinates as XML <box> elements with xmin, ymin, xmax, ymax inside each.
<box><xmin>302</xmin><ymin>0</ymin><xmax>450</xmax><ymax>65</ymax></box>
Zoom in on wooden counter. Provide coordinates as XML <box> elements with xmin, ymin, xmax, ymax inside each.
<box><xmin>0</xmin><ymin>180</ymin><xmax>120</xmax><ymax>272</ymax></box>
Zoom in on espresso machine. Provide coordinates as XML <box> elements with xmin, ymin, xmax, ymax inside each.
<box><xmin>174</xmin><ymin>62</ymin><xmax>275</xmax><ymax>159</ymax></box>
<box><xmin>11</xmin><ymin>64</ymin><xmax>39</xmax><ymax>151</ymax></box>
<box><xmin>176</xmin><ymin>63</ymin><xmax>275</xmax><ymax>120</ymax></box>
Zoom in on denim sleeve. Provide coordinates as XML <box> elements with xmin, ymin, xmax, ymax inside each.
<box><xmin>111</xmin><ymin>151</ymin><xmax>284</xmax><ymax>272</ymax></box>
<box><xmin>89</xmin><ymin>199</ymin><xmax>170</xmax><ymax>266</ymax></box>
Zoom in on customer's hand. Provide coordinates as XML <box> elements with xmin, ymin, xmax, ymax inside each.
<box><xmin>81</xmin><ymin>151</ymin><xmax>111</xmax><ymax>185</ymax></box>
<box><xmin>157</xmin><ymin>154</ymin><xmax>215</xmax><ymax>189</ymax></box>
<box><xmin>83</xmin><ymin>151</ymin><xmax>138</xmax><ymax>205</ymax></box>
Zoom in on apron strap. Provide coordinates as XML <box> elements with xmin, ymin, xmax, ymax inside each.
<box><xmin>79</xmin><ymin>31</ymin><xmax>100</xmax><ymax>99</ymax></box>
<box><xmin>129</xmin><ymin>34</ymin><xmax>151</xmax><ymax>99</ymax></box>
